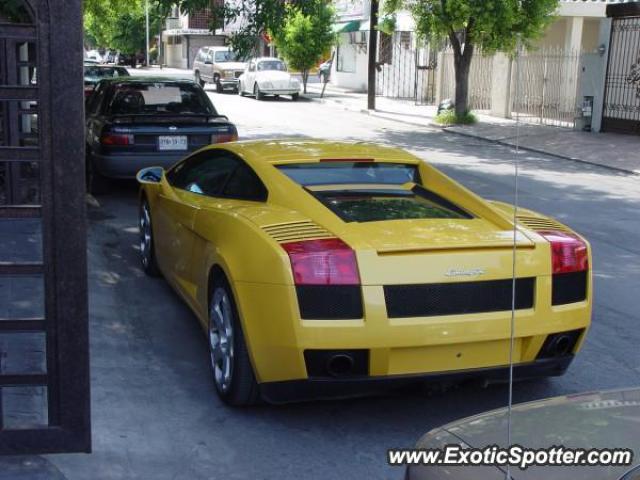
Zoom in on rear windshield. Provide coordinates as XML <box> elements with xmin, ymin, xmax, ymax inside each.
<box><xmin>84</xmin><ymin>66</ymin><xmax>129</xmax><ymax>79</ymax></box>
<box><xmin>106</xmin><ymin>82</ymin><xmax>215</xmax><ymax>115</ymax></box>
<box><xmin>215</xmin><ymin>50</ymin><xmax>238</xmax><ymax>62</ymax></box>
<box><xmin>278</xmin><ymin>162</ymin><xmax>420</xmax><ymax>186</ymax></box>
<box><xmin>313</xmin><ymin>187</ymin><xmax>472</xmax><ymax>223</ymax></box>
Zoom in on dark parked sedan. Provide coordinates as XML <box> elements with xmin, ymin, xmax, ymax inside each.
<box><xmin>84</xmin><ymin>64</ymin><xmax>129</xmax><ymax>98</ymax></box>
<box><xmin>85</xmin><ymin>77</ymin><xmax>238</xmax><ymax>193</ymax></box>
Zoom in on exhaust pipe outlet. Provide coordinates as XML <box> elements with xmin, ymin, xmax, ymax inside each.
<box><xmin>326</xmin><ymin>354</ymin><xmax>354</xmax><ymax>377</ymax></box>
<box><xmin>550</xmin><ymin>335</ymin><xmax>572</xmax><ymax>357</ymax></box>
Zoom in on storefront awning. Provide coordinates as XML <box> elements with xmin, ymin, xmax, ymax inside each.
<box><xmin>334</xmin><ymin>20</ymin><xmax>361</xmax><ymax>34</ymax></box>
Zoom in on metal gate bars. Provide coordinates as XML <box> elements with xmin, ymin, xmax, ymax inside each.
<box><xmin>0</xmin><ymin>0</ymin><xmax>90</xmax><ymax>454</ymax></box>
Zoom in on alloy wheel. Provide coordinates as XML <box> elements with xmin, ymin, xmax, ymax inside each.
<box><xmin>209</xmin><ymin>288</ymin><xmax>235</xmax><ymax>393</ymax></box>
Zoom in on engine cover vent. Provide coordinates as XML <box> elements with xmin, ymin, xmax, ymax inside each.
<box><xmin>262</xmin><ymin>220</ymin><xmax>334</xmax><ymax>243</ymax></box>
<box><xmin>516</xmin><ymin>215</ymin><xmax>570</xmax><ymax>233</ymax></box>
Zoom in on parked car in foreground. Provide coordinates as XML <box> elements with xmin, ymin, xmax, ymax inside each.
<box><xmin>84</xmin><ymin>64</ymin><xmax>129</xmax><ymax>98</ymax></box>
<box><xmin>85</xmin><ymin>77</ymin><xmax>237</xmax><ymax>193</ymax></box>
<box><xmin>238</xmin><ymin>57</ymin><xmax>300</xmax><ymax>100</ymax></box>
<box><xmin>136</xmin><ymin>140</ymin><xmax>591</xmax><ymax>406</ymax></box>
<box><xmin>193</xmin><ymin>46</ymin><xmax>246</xmax><ymax>93</ymax></box>
<box><xmin>406</xmin><ymin>387</ymin><xmax>640</xmax><ymax>480</ymax></box>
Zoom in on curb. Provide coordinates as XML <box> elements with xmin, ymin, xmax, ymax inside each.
<box><xmin>442</xmin><ymin>128</ymin><xmax>640</xmax><ymax>176</ymax></box>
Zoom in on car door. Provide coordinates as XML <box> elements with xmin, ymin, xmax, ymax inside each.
<box><xmin>85</xmin><ymin>81</ymin><xmax>109</xmax><ymax>153</ymax></box>
<box><xmin>154</xmin><ymin>150</ymin><xmax>240</xmax><ymax>308</ymax></box>
<box><xmin>205</xmin><ymin>49</ymin><xmax>214</xmax><ymax>81</ymax></box>
<box><xmin>245</xmin><ymin>61</ymin><xmax>256</xmax><ymax>91</ymax></box>
<box><xmin>188</xmin><ymin>154</ymin><xmax>269</xmax><ymax>320</ymax></box>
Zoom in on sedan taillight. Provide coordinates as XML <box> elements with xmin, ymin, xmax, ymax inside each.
<box><xmin>100</xmin><ymin>133</ymin><xmax>134</xmax><ymax>146</ymax></box>
<box><xmin>538</xmin><ymin>230</ymin><xmax>588</xmax><ymax>274</ymax></box>
<box><xmin>212</xmin><ymin>128</ymin><xmax>238</xmax><ymax>144</ymax></box>
<box><xmin>282</xmin><ymin>238</ymin><xmax>360</xmax><ymax>285</ymax></box>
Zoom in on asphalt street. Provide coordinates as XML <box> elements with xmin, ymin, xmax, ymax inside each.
<box><xmin>41</xmin><ymin>84</ymin><xmax>640</xmax><ymax>480</ymax></box>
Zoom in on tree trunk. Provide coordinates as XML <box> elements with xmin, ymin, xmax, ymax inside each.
<box><xmin>453</xmin><ymin>43</ymin><xmax>474</xmax><ymax>117</ymax></box>
<box><xmin>302</xmin><ymin>69</ymin><xmax>308</xmax><ymax>94</ymax></box>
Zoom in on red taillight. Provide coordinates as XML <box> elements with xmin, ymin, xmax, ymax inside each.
<box><xmin>100</xmin><ymin>133</ymin><xmax>134</xmax><ymax>145</ymax></box>
<box><xmin>282</xmin><ymin>238</ymin><xmax>360</xmax><ymax>285</ymax></box>
<box><xmin>538</xmin><ymin>230</ymin><xmax>589</xmax><ymax>274</ymax></box>
<box><xmin>214</xmin><ymin>132</ymin><xmax>238</xmax><ymax>143</ymax></box>
<box><xmin>84</xmin><ymin>88</ymin><xmax>94</xmax><ymax>98</ymax></box>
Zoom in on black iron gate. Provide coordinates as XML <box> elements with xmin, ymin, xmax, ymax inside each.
<box><xmin>602</xmin><ymin>4</ymin><xmax>640</xmax><ymax>134</ymax></box>
<box><xmin>376</xmin><ymin>31</ymin><xmax>437</xmax><ymax>105</ymax></box>
<box><xmin>0</xmin><ymin>0</ymin><xmax>90</xmax><ymax>453</ymax></box>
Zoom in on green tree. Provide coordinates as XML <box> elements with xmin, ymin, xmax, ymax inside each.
<box><xmin>274</xmin><ymin>4</ymin><xmax>335</xmax><ymax>93</ymax></box>
<box><xmin>386</xmin><ymin>0</ymin><xmax>557</xmax><ymax>118</ymax></box>
<box><xmin>84</xmin><ymin>0</ymin><xmax>165</xmax><ymax>55</ymax></box>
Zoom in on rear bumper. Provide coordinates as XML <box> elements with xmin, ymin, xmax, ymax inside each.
<box><xmin>232</xmin><ymin>282</ymin><xmax>591</xmax><ymax>386</ymax></box>
<box><xmin>260</xmin><ymin>355</ymin><xmax>574</xmax><ymax>403</ymax></box>
<box><xmin>91</xmin><ymin>152</ymin><xmax>187</xmax><ymax>178</ymax></box>
<box><xmin>261</xmin><ymin>88</ymin><xmax>299</xmax><ymax>96</ymax></box>
<box><xmin>218</xmin><ymin>78</ymin><xmax>239</xmax><ymax>88</ymax></box>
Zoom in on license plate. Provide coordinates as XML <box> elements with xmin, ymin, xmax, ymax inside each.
<box><xmin>158</xmin><ymin>135</ymin><xmax>188</xmax><ymax>151</ymax></box>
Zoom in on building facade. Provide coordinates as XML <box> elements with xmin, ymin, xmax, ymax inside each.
<box><xmin>162</xmin><ymin>6</ymin><xmax>226</xmax><ymax>69</ymax></box>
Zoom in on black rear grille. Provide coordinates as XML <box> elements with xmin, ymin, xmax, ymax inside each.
<box><xmin>296</xmin><ymin>285</ymin><xmax>363</xmax><ymax>320</ymax></box>
<box><xmin>552</xmin><ymin>271</ymin><xmax>588</xmax><ymax>305</ymax></box>
<box><xmin>384</xmin><ymin>278</ymin><xmax>535</xmax><ymax>318</ymax></box>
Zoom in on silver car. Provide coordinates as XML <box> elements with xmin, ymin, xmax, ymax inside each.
<box><xmin>406</xmin><ymin>388</ymin><xmax>640</xmax><ymax>480</ymax></box>
<box><xmin>193</xmin><ymin>47</ymin><xmax>245</xmax><ymax>93</ymax></box>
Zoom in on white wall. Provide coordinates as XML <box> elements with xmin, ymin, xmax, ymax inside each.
<box><xmin>332</xmin><ymin>34</ymin><xmax>369</xmax><ymax>92</ymax></box>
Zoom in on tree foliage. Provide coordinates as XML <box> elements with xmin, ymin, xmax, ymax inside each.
<box><xmin>84</xmin><ymin>0</ymin><xmax>165</xmax><ymax>54</ymax></box>
<box><xmin>274</xmin><ymin>4</ymin><xmax>335</xmax><ymax>93</ymax></box>
<box><xmin>386</xmin><ymin>0</ymin><xmax>557</xmax><ymax>116</ymax></box>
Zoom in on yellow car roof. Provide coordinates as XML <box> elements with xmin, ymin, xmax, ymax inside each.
<box><xmin>203</xmin><ymin>139</ymin><xmax>421</xmax><ymax>165</ymax></box>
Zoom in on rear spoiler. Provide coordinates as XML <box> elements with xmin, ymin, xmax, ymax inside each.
<box><xmin>112</xmin><ymin>114</ymin><xmax>229</xmax><ymax>124</ymax></box>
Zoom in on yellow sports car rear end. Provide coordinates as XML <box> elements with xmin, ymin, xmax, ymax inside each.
<box><xmin>137</xmin><ymin>140</ymin><xmax>591</xmax><ymax>405</ymax></box>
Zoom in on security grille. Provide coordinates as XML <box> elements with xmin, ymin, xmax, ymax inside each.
<box><xmin>376</xmin><ymin>31</ymin><xmax>437</xmax><ymax>105</ymax></box>
<box><xmin>440</xmin><ymin>49</ymin><xmax>493</xmax><ymax>111</ymax></box>
<box><xmin>511</xmin><ymin>48</ymin><xmax>581</xmax><ymax>128</ymax></box>
<box><xmin>0</xmin><ymin>0</ymin><xmax>90</xmax><ymax>453</ymax></box>
<box><xmin>602</xmin><ymin>15</ymin><xmax>640</xmax><ymax>134</ymax></box>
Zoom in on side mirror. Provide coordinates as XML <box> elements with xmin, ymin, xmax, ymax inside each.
<box><xmin>136</xmin><ymin>166</ymin><xmax>164</xmax><ymax>184</ymax></box>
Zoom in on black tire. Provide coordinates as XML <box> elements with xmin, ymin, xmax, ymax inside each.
<box><xmin>208</xmin><ymin>276</ymin><xmax>260</xmax><ymax>406</ymax></box>
<box><xmin>216</xmin><ymin>81</ymin><xmax>223</xmax><ymax>94</ymax></box>
<box><xmin>291</xmin><ymin>92</ymin><xmax>299</xmax><ymax>102</ymax></box>
<box><xmin>195</xmin><ymin>71</ymin><xmax>205</xmax><ymax>87</ymax></box>
<box><xmin>139</xmin><ymin>198</ymin><xmax>161</xmax><ymax>277</ymax></box>
<box><xmin>254</xmin><ymin>83</ymin><xmax>264</xmax><ymax>101</ymax></box>
<box><xmin>86</xmin><ymin>152</ymin><xmax>109</xmax><ymax>195</ymax></box>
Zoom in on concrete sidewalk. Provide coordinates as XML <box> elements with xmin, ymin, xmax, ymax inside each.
<box><xmin>304</xmin><ymin>83</ymin><xmax>640</xmax><ymax>175</ymax></box>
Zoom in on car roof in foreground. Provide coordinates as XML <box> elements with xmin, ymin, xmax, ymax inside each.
<box><xmin>421</xmin><ymin>387</ymin><xmax>640</xmax><ymax>472</ymax></box>
<box><xmin>207</xmin><ymin>140</ymin><xmax>419</xmax><ymax>165</ymax></box>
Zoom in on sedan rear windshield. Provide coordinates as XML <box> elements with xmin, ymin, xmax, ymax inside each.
<box><xmin>106</xmin><ymin>83</ymin><xmax>215</xmax><ymax>116</ymax></box>
<box><xmin>313</xmin><ymin>187</ymin><xmax>472</xmax><ymax>223</ymax></box>
<box><xmin>278</xmin><ymin>162</ymin><xmax>420</xmax><ymax>186</ymax></box>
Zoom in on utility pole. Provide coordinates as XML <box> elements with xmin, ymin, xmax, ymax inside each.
<box><xmin>367</xmin><ymin>0</ymin><xmax>379</xmax><ymax>110</ymax></box>
<box><xmin>145</xmin><ymin>0</ymin><xmax>150</xmax><ymax>66</ymax></box>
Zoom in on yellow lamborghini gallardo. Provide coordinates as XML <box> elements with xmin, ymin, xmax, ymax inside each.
<box><xmin>136</xmin><ymin>140</ymin><xmax>592</xmax><ymax>406</ymax></box>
